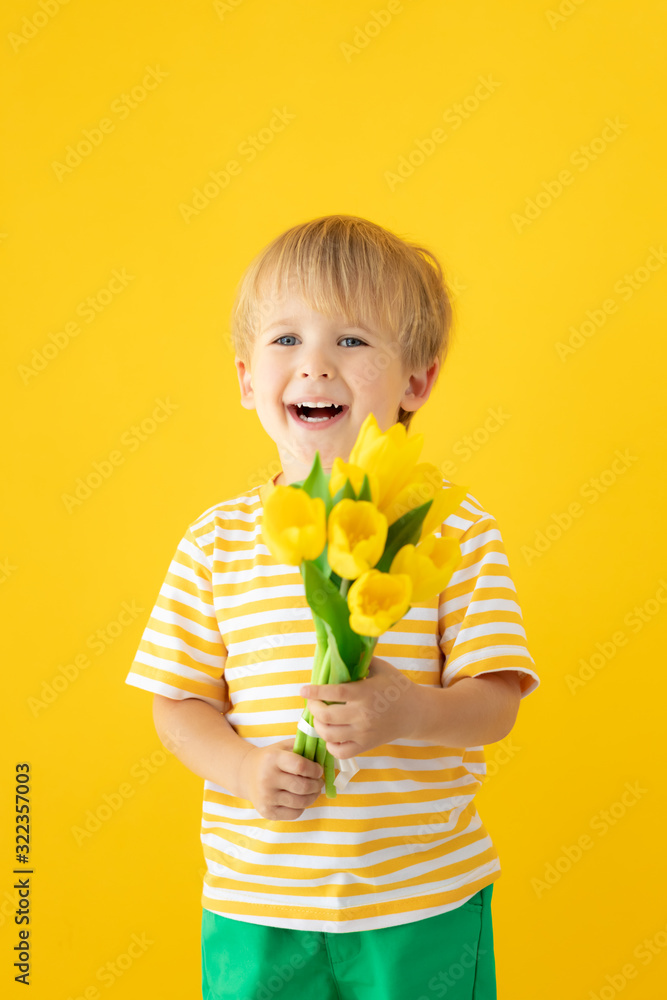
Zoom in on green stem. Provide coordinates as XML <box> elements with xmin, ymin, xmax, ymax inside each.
<box><xmin>293</xmin><ymin>724</ymin><xmax>306</xmax><ymax>757</ymax></box>
<box><xmin>324</xmin><ymin>749</ymin><xmax>336</xmax><ymax>797</ymax></box>
<box><xmin>294</xmin><ymin>638</ymin><xmax>331</xmax><ymax>760</ymax></box>
<box><xmin>315</xmin><ymin>738</ymin><xmax>327</xmax><ymax>770</ymax></box>
<box><xmin>302</xmin><ymin>708</ymin><xmax>316</xmax><ymax>761</ymax></box>
<box><xmin>355</xmin><ymin>638</ymin><xmax>377</xmax><ymax>681</ymax></box>
<box><xmin>293</xmin><ymin>639</ymin><xmax>324</xmax><ymax>757</ymax></box>
<box><xmin>304</xmin><ymin>644</ymin><xmax>330</xmax><ymax>759</ymax></box>
<box><xmin>318</xmin><ymin>643</ymin><xmax>332</xmax><ymax>683</ymax></box>
<box><xmin>314</xmin><ymin>640</ymin><xmax>338</xmax><ymax>796</ymax></box>
<box><xmin>293</xmin><ymin>570</ymin><xmax>353</xmax><ymax>795</ymax></box>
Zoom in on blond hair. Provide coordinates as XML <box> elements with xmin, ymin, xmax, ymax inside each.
<box><xmin>229</xmin><ymin>214</ymin><xmax>456</xmax><ymax>430</ymax></box>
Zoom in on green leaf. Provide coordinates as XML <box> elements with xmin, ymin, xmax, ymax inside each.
<box><xmin>302</xmin><ymin>560</ymin><xmax>364</xmax><ymax>666</ymax></box>
<box><xmin>312</xmin><ymin>541</ymin><xmax>330</xmax><ymax>580</ymax></box>
<box><xmin>356</xmin><ymin>473</ymin><xmax>372</xmax><ymax>502</ymax></box>
<box><xmin>375</xmin><ymin>499</ymin><xmax>433</xmax><ymax>573</ymax></box>
<box><xmin>330</xmin><ymin>471</ymin><xmax>372</xmax><ymax>504</ymax></box>
<box><xmin>301</xmin><ymin>451</ymin><xmax>333</xmax><ymax>516</ymax></box>
<box><xmin>321</xmin><ymin>621</ymin><xmax>353</xmax><ymax>686</ymax></box>
<box><xmin>330</xmin><ymin>477</ymin><xmax>357</xmax><ymax>506</ymax></box>
<box><xmin>311</xmin><ymin>610</ymin><xmax>328</xmax><ymax>651</ymax></box>
<box><xmin>302</xmin><ymin>560</ymin><xmax>349</xmax><ymax>630</ymax></box>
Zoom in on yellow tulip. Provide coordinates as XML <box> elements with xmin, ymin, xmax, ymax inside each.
<box><xmin>382</xmin><ymin>462</ymin><xmax>443</xmax><ymax>525</ymax></box>
<box><xmin>381</xmin><ymin>465</ymin><xmax>468</xmax><ymax>539</ymax></box>
<box><xmin>347</xmin><ymin>569</ymin><xmax>413</xmax><ymax>636</ymax></box>
<box><xmin>389</xmin><ymin>534</ymin><xmax>461</xmax><ymax>602</ymax></box>
<box><xmin>419</xmin><ymin>482</ymin><xmax>468</xmax><ymax>541</ymax></box>
<box><xmin>348</xmin><ymin>413</ymin><xmax>424</xmax><ymax>514</ymax></box>
<box><xmin>327</xmin><ymin>499</ymin><xmax>388</xmax><ymax>580</ymax></box>
<box><xmin>261</xmin><ymin>485</ymin><xmax>326</xmax><ymax>565</ymax></box>
<box><xmin>329</xmin><ymin>457</ymin><xmax>379</xmax><ymax>501</ymax></box>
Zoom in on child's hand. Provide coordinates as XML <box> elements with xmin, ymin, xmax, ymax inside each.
<box><xmin>300</xmin><ymin>656</ymin><xmax>419</xmax><ymax>757</ymax></box>
<box><xmin>239</xmin><ymin>739</ymin><xmax>324</xmax><ymax>820</ymax></box>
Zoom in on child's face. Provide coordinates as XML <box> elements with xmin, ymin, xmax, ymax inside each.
<box><xmin>235</xmin><ymin>286</ymin><xmax>438</xmax><ymax>485</ymax></box>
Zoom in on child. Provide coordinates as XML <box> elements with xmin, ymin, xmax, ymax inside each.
<box><xmin>125</xmin><ymin>215</ymin><xmax>540</xmax><ymax>1000</ymax></box>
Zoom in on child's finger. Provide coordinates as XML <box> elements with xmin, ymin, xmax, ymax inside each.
<box><xmin>281</xmin><ymin>747</ymin><xmax>323</xmax><ymax>779</ymax></box>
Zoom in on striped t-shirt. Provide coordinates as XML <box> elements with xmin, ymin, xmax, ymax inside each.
<box><xmin>125</xmin><ymin>472</ymin><xmax>539</xmax><ymax>933</ymax></box>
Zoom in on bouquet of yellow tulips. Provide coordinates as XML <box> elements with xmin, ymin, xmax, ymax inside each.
<box><xmin>261</xmin><ymin>413</ymin><xmax>467</xmax><ymax>797</ymax></box>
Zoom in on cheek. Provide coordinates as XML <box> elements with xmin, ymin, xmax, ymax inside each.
<box><xmin>252</xmin><ymin>361</ymin><xmax>283</xmax><ymax>395</ymax></box>
<box><xmin>357</xmin><ymin>386</ymin><xmax>395</xmax><ymax>422</ymax></box>
<box><xmin>349</xmin><ymin>356</ymin><xmax>399</xmax><ymax>396</ymax></box>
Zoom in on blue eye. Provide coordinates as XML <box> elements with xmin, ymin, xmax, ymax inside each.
<box><xmin>272</xmin><ymin>335</ymin><xmax>365</xmax><ymax>347</ymax></box>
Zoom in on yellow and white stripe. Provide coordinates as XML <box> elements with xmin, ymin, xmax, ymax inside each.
<box><xmin>125</xmin><ymin>473</ymin><xmax>539</xmax><ymax>932</ymax></box>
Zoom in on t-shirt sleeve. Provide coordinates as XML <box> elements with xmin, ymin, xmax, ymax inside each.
<box><xmin>438</xmin><ymin>512</ymin><xmax>539</xmax><ymax>699</ymax></box>
<box><xmin>124</xmin><ymin>525</ymin><xmax>229</xmax><ymax>711</ymax></box>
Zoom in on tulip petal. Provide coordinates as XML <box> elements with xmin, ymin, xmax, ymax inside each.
<box><xmin>327</xmin><ymin>499</ymin><xmax>388</xmax><ymax>580</ymax></box>
<box><xmin>347</xmin><ymin>569</ymin><xmax>412</xmax><ymax>636</ymax></box>
<box><xmin>420</xmin><ymin>483</ymin><xmax>468</xmax><ymax>541</ymax></box>
<box><xmin>261</xmin><ymin>485</ymin><xmax>327</xmax><ymax>565</ymax></box>
<box><xmin>347</xmin><ymin>412</ymin><xmax>428</xmax><ymax>518</ymax></box>
<box><xmin>389</xmin><ymin>535</ymin><xmax>461</xmax><ymax>602</ymax></box>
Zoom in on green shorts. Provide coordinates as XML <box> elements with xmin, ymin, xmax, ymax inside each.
<box><xmin>201</xmin><ymin>884</ymin><xmax>496</xmax><ymax>1000</ymax></box>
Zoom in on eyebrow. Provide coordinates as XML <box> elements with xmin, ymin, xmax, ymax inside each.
<box><xmin>263</xmin><ymin>318</ymin><xmax>375</xmax><ymax>335</ymax></box>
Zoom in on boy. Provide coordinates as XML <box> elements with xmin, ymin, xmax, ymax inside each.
<box><xmin>125</xmin><ymin>215</ymin><xmax>540</xmax><ymax>999</ymax></box>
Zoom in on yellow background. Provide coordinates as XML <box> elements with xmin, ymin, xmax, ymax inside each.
<box><xmin>2</xmin><ymin>0</ymin><xmax>666</xmax><ymax>996</ymax></box>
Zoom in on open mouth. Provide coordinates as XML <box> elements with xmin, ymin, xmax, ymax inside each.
<box><xmin>286</xmin><ymin>402</ymin><xmax>348</xmax><ymax>425</ymax></box>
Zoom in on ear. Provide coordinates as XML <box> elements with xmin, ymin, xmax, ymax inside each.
<box><xmin>235</xmin><ymin>356</ymin><xmax>256</xmax><ymax>410</ymax></box>
<box><xmin>400</xmin><ymin>356</ymin><xmax>440</xmax><ymax>413</ymax></box>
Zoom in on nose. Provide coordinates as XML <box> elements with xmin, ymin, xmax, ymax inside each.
<box><xmin>298</xmin><ymin>343</ymin><xmax>335</xmax><ymax>380</ymax></box>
